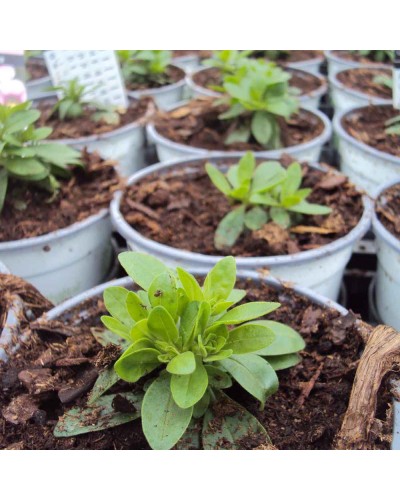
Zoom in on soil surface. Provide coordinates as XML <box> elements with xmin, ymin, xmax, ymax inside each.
<box><xmin>121</xmin><ymin>157</ymin><xmax>363</xmax><ymax>257</ymax></box>
<box><xmin>376</xmin><ymin>183</ymin><xmax>400</xmax><ymax>240</ymax></box>
<box><xmin>0</xmin><ymin>150</ymin><xmax>121</xmax><ymax>242</ymax></box>
<box><xmin>332</xmin><ymin>50</ymin><xmax>392</xmax><ymax>65</ymax></box>
<box><xmin>126</xmin><ymin>65</ymin><xmax>185</xmax><ymax>91</ymax></box>
<box><xmin>193</xmin><ymin>67</ymin><xmax>325</xmax><ymax>97</ymax></box>
<box><xmin>153</xmin><ymin>98</ymin><xmax>325</xmax><ymax>152</ymax></box>
<box><xmin>36</xmin><ymin>97</ymin><xmax>152</xmax><ymax>140</ymax></box>
<box><xmin>173</xmin><ymin>50</ymin><xmax>212</xmax><ymax>59</ymax></box>
<box><xmin>26</xmin><ymin>58</ymin><xmax>48</xmax><ymax>82</ymax></box>
<box><xmin>342</xmin><ymin>105</ymin><xmax>400</xmax><ymax>157</ymax></box>
<box><xmin>337</xmin><ymin>68</ymin><xmax>392</xmax><ymax>99</ymax></box>
<box><xmin>0</xmin><ymin>278</ymin><xmax>392</xmax><ymax>450</ymax></box>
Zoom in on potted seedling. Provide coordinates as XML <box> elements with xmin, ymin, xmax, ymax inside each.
<box><xmin>147</xmin><ymin>61</ymin><xmax>332</xmax><ymax>163</ymax></box>
<box><xmin>334</xmin><ymin>104</ymin><xmax>400</xmax><ymax>195</ymax></box>
<box><xmin>25</xmin><ymin>51</ymin><xmax>51</xmax><ymax>100</ymax></box>
<box><xmin>186</xmin><ymin>51</ymin><xmax>327</xmax><ymax>111</ymax></box>
<box><xmin>34</xmin><ymin>78</ymin><xmax>154</xmax><ymax>177</ymax></box>
<box><xmin>118</xmin><ymin>50</ymin><xmax>186</xmax><ymax>110</ymax></box>
<box><xmin>250</xmin><ymin>50</ymin><xmax>324</xmax><ymax>74</ymax></box>
<box><xmin>325</xmin><ymin>50</ymin><xmax>394</xmax><ymax>78</ymax></box>
<box><xmin>111</xmin><ymin>152</ymin><xmax>371</xmax><ymax>300</ymax></box>
<box><xmin>172</xmin><ymin>50</ymin><xmax>212</xmax><ymax>72</ymax></box>
<box><xmin>0</xmin><ymin>100</ymin><xmax>120</xmax><ymax>303</ymax></box>
<box><xmin>329</xmin><ymin>67</ymin><xmax>392</xmax><ymax>115</ymax></box>
<box><xmin>1</xmin><ymin>252</ymin><xmax>396</xmax><ymax>450</ymax></box>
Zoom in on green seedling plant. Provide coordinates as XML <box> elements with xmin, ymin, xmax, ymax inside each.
<box><xmin>0</xmin><ymin>101</ymin><xmax>82</xmax><ymax>213</ymax></box>
<box><xmin>98</xmin><ymin>252</ymin><xmax>305</xmax><ymax>449</ymax></box>
<box><xmin>117</xmin><ymin>50</ymin><xmax>172</xmax><ymax>87</ymax></box>
<box><xmin>206</xmin><ymin>152</ymin><xmax>331</xmax><ymax>250</ymax></box>
<box><xmin>215</xmin><ymin>59</ymin><xmax>299</xmax><ymax>148</ymax></box>
<box><xmin>204</xmin><ymin>50</ymin><xmax>253</xmax><ymax>75</ymax></box>
<box><xmin>351</xmin><ymin>50</ymin><xmax>395</xmax><ymax>63</ymax></box>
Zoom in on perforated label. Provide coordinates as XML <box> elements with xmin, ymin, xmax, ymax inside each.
<box><xmin>44</xmin><ymin>50</ymin><xmax>128</xmax><ymax>108</ymax></box>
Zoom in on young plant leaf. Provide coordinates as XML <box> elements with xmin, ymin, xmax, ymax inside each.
<box><xmin>224</xmin><ymin>323</ymin><xmax>275</xmax><ymax>354</ymax></box>
<box><xmin>252</xmin><ymin>320</ymin><xmax>305</xmax><ymax>356</ymax></box>
<box><xmin>103</xmin><ymin>287</ymin><xmax>134</xmax><ymax>328</ymax></box>
<box><xmin>118</xmin><ymin>252</ymin><xmax>168</xmax><ymax>290</ymax></box>
<box><xmin>217</xmin><ymin>302</ymin><xmax>280</xmax><ymax>325</ymax></box>
<box><xmin>203</xmin><ymin>256</ymin><xmax>237</xmax><ymax>303</ymax></box>
<box><xmin>214</xmin><ymin>205</ymin><xmax>246</xmax><ymax>250</ymax></box>
<box><xmin>244</xmin><ymin>206</ymin><xmax>268</xmax><ymax>230</ymax></box>
<box><xmin>87</xmin><ymin>367</ymin><xmax>120</xmax><ymax>404</ymax></box>
<box><xmin>114</xmin><ymin>348</ymin><xmax>161</xmax><ymax>383</ymax></box>
<box><xmin>167</xmin><ymin>351</ymin><xmax>196</xmax><ymax>375</ymax></box>
<box><xmin>170</xmin><ymin>356</ymin><xmax>208</xmax><ymax>408</ymax></box>
<box><xmin>266</xmin><ymin>353</ymin><xmax>301</xmax><ymax>371</ymax></box>
<box><xmin>148</xmin><ymin>271</ymin><xmax>178</xmax><ymax>319</ymax></box>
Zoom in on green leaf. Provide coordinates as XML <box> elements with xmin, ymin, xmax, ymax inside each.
<box><xmin>129</xmin><ymin>318</ymin><xmax>150</xmax><ymax>343</ymax></box>
<box><xmin>224</xmin><ymin>323</ymin><xmax>275</xmax><ymax>354</ymax></box>
<box><xmin>100</xmin><ymin>317</ymin><xmax>131</xmax><ymax>342</ymax></box>
<box><xmin>54</xmin><ymin>393</ymin><xmax>141</xmax><ymax>438</ymax></box>
<box><xmin>205</xmin><ymin>163</ymin><xmax>232</xmax><ymax>195</ymax></box>
<box><xmin>219</xmin><ymin>354</ymin><xmax>279</xmax><ymax>407</ymax></box>
<box><xmin>91</xmin><ymin>326</ymin><xmax>129</xmax><ymax>347</ymax></box>
<box><xmin>252</xmin><ymin>320</ymin><xmax>305</xmax><ymax>356</ymax></box>
<box><xmin>270</xmin><ymin>206</ymin><xmax>291</xmax><ymax>227</ymax></box>
<box><xmin>30</xmin><ymin>127</ymin><xmax>53</xmax><ymax>141</ymax></box>
<box><xmin>214</xmin><ymin>206</ymin><xmax>245</xmax><ymax>250</ymax></box>
<box><xmin>225</xmin><ymin>126</ymin><xmax>251</xmax><ymax>145</ymax></box>
<box><xmin>237</xmin><ymin>151</ymin><xmax>256</xmax><ymax>183</ymax></box>
<box><xmin>204</xmin><ymin>350</ymin><xmax>233</xmax><ymax>362</ymax></box>
<box><xmin>249</xmin><ymin>191</ymin><xmax>280</xmax><ymax>207</ymax></box>
<box><xmin>282</xmin><ymin>162</ymin><xmax>302</xmax><ymax>197</ymax></box>
<box><xmin>114</xmin><ymin>348</ymin><xmax>161</xmax><ymax>383</ymax></box>
<box><xmin>4</xmin><ymin>109</ymin><xmax>40</xmax><ymax>134</ymax></box>
<box><xmin>103</xmin><ymin>286</ymin><xmax>134</xmax><ymax>328</ymax></box>
<box><xmin>266</xmin><ymin>353</ymin><xmax>301</xmax><ymax>371</ymax></box>
<box><xmin>192</xmin><ymin>390</ymin><xmax>211</xmax><ymax>419</ymax></box>
<box><xmin>244</xmin><ymin>206</ymin><xmax>268</xmax><ymax>230</ymax></box>
<box><xmin>177</xmin><ymin>267</ymin><xmax>203</xmax><ymax>301</ymax></box>
<box><xmin>252</xmin><ymin>161</ymin><xmax>287</xmax><ymax>193</ymax></box>
<box><xmin>170</xmin><ymin>356</ymin><xmax>208</xmax><ymax>409</ymax></box>
<box><xmin>87</xmin><ymin>367</ymin><xmax>120</xmax><ymax>404</ymax></box>
<box><xmin>251</xmin><ymin>111</ymin><xmax>274</xmax><ymax>145</ymax></box>
<box><xmin>118</xmin><ymin>252</ymin><xmax>168</xmax><ymax>291</ymax></box>
<box><xmin>148</xmin><ymin>271</ymin><xmax>178</xmax><ymax>319</ymax></box>
<box><xmin>142</xmin><ymin>373</ymin><xmax>193</xmax><ymax>450</ymax></box>
<box><xmin>180</xmin><ymin>301</ymin><xmax>200</xmax><ymax>347</ymax></box>
<box><xmin>0</xmin><ymin>169</ymin><xmax>8</xmax><ymax>213</ymax></box>
<box><xmin>31</xmin><ymin>143</ymin><xmax>82</xmax><ymax>167</ymax></box>
<box><xmin>3</xmin><ymin>158</ymin><xmax>48</xmax><ymax>179</ymax></box>
<box><xmin>202</xmin><ymin>391</ymin><xmax>271</xmax><ymax>450</ymax></box>
<box><xmin>167</xmin><ymin>351</ymin><xmax>196</xmax><ymax>375</ymax></box>
<box><xmin>126</xmin><ymin>291</ymin><xmax>148</xmax><ymax>322</ymax></box>
<box><xmin>203</xmin><ymin>256</ymin><xmax>237</xmax><ymax>303</ymax></box>
<box><xmin>147</xmin><ymin>306</ymin><xmax>179</xmax><ymax>344</ymax></box>
<box><xmin>218</xmin><ymin>302</ymin><xmax>280</xmax><ymax>325</ymax></box>
<box><xmin>289</xmin><ymin>200</ymin><xmax>332</xmax><ymax>215</ymax></box>
<box><xmin>205</xmin><ymin>365</ymin><xmax>232</xmax><ymax>389</ymax></box>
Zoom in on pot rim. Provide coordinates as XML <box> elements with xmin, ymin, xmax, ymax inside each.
<box><xmin>146</xmin><ymin>105</ymin><xmax>332</xmax><ymax>157</ymax></box>
<box><xmin>126</xmin><ymin>64</ymin><xmax>186</xmax><ymax>99</ymax></box>
<box><xmin>110</xmin><ymin>153</ymin><xmax>372</xmax><ymax>268</ymax></box>
<box><xmin>372</xmin><ymin>178</ymin><xmax>400</xmax><ymax>253</ymax></box>
<box><xmin>0</xmin><ymin>208</ymin><xmax>109</xmax><ymax>251</ymax></box>
<box><xmin>333</xmin><ymin>104</ymin><xmax>400</xmax><ymax>166</ymax></box>
<box><xmin>0</xmin><ymin>261</ymin><xmax>10</xmax><ymax>274</ymax></box>
<box><xmin>329</xmin><ymin>66</ymin><xmax>392</xmax><ymax>104</ymax></box>
<box><xmin>325</xmin><ymin>50</ymin><xmax>391</xmax><ymax>68</ymax></box>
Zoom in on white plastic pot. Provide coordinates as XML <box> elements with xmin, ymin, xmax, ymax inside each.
<box><xmin>285</xmin><ymin>54</ymin><xmax>324</xmax><ymax>75</ymax></box>
<box><xmin>147</xmin><ymin>106</ymin><xmax>332</xmax><ymax>164</ymax></box>
<box><xmin>0</xmin><ymin>210</ymin><xmax>113</xmax><ymax>304</ymax></box>
<box><xmin>173</xmin><ymin>55</ymin><xmax>203</xmax><ymax>73</ymax></box>
<box><xmin>372</xmin><ymin>179</ymin><xmax>400</xmax><ymax>330</ymax></box>
<box><xmin>186</xmin><ymin>68</ymin><xmax>328</xmax><ymax>111</ymax></box>
<box><xmin>111</xmin><ymin>154</ymin><xmax>372</xmax><ymax>300</ymax></box>
<box><xmin>329</xmin><ymin>67</ymin><xmax>391</xmax><ymax>115</ymax></box>
<box><xmin>26</xmin><ymin>75</ymin><xmax>52</xmax><ymax>100</ymax></box>
<box><xmin>333</xmin><ymin>106</ymin><xmax>400</xmax><ymax>196</ymax></box>
<box><xmin>127</xmin><ymin>66</ymin><xmax>187</xmax><ymax>110</ymax></box>
<box><xmin>325</xmin><ymin>50</ymin><xmax>390</xmax><ymax>79</ymax></box>
<box><xmin>38</xmin><ymin>271</ymin><xmax>399</xmax><ymax>449</ymax></box>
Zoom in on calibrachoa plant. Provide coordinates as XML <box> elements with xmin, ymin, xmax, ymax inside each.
<box><xmin>100</xmin><ymin>252</ymin><xmax>305</xmax><ymax>449</ymax></box>
<box><xmin>0</xmin><ymin>101</ymin><xmax>82</xmax><ymax>212</ymax></box>
<box><xmin>206</xmin><ymin>152</ymin><xmax>331</xmax><ymax>250</ymax></box>
<box><xmin>117</xmin><ymin>50</ymin><xmax>172</xmax><ymax>87</ymax></box>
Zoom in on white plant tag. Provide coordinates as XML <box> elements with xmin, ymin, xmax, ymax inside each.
<box><xmin>44</xmin><ymin>50</ymin><xmax>128</xmax><ymax>108</ymax></box>
<box><xmin>393</xmin><ymin>51</ymin><xmax>400</xmax><ymax>110</ymax></box>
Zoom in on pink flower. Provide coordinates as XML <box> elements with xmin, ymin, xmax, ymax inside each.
<box><xmin>0</xmin><ymin>64</ymin><xmax>27</xmax><ymax>104</ymax></box>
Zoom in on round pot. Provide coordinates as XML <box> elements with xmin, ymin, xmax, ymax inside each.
<box><xmin>147</xmin><ymin>105</ymin><xmax>332</xmax><ymax>163</ymax></box>
<box><xmin>0</xmin><ymin>209</ymin><xmax>113</xmax><ymax>304</ymax></box>
<box><xmin>284</xmin><ymin>53</ymin><xmax>324</xmax><ymax>75</ymax></box>
<box><xmin>329</xmin><ymin>67</ymin><xmax>391</xmax><ymax>115</ymax></box>
<box><xmin>127</xmin><ymin>65</ymin><xmax>187</xmax><ymax>110</ymax></box>
<box><xmin>333</xmin><ymin>105</ymin><xmax>400</xmax><ymax>196</ymax></box>
<box><xmin>186</xmin><ymin>68</ymin><xmax>328</xmax><ymax>111</ymax></box>
<box><xmin>110</xmin><ymin>154</ymin><xmax>372</xmax><ymax>300</ymax></box>
<box><xmin>173</xmin><ymin>54</ymin><xmax>203</xmax><ymax>73</ymax></box>
<box><xmin>372</xmin><ymin>179</ymin><xmax>400</xmax><ymax>330</ymax></box>
<box><xmin>34</xmin><ymin>95</ymin><xmax>153</xmax><ymax>177</ymax></box>
<box><xmin>325</xmin><ymin>50</ymin><xmax>391</xmax><ymax>79</ymax></box>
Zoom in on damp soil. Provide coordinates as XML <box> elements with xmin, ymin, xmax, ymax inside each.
<box><xmin>126</xmin><ymin>65</ymin><xmax>185</xmax><ymax>91</ymax></box>
<box><xmin>35</xmin><ymin>97</ymin><xmax>152</xmax><ymax>140</ymax></box>
<box><xmin>193</xmin><ymin>67</ymin><xmax>325</xmax><ymax>97</ymax></box>
<box><xmin>336</xmin><ymin>68</ymin><xmax>392</xmax><ymax>99</ymax></box>
<box><xmin>153</xmin><ymin>99</ymin><xmax>325</xmax><ymax>152</ymax></box>
<box><xmin>342</xmin><ymin>105</ymin><xmax>400</xmax><ymax>157</ymax></box>
<box><xmin>120</xmin><ymin>157</ymin><xmax>364</xmax><ymax>257</ymax></box>
<box><xmin>0</xmin><ymin>278</ymin><xmax>392</xmax><ymax>450</ymax></box>
<box><xmin>376</xmin><ymin>183</ymin><xmax>400</xmax><ymax>240</ymax></box>
<box><xmin>26</xmin><ymin>58</ymin><xmax>48</xmax><ymax>82</ymax></box>
<box><xmin>0</xmin><ymin>150</ymin><xmax>121</xmax><ymax>242</ymax></box>
<box><xmin>332</xmin><ymin>50</ymin><xmax>392</xmax><ymax>65</ymax></box>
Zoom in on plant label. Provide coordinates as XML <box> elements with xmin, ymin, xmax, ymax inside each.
<box><xmin>44</xmin><ymin>50</ymin><xmax>128</xmax><ymax>108</ymax></box>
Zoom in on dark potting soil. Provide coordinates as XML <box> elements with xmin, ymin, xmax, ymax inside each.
<box><xmin>26</xmin><ymin>58</ymin><xmax>48</xmax><ymax>82</ymax></box>
<box><xmin>376</xmin><ymin>183</ymin><xmax>400</xmax><ymax>240</ymax></box>
<box><xmin>172</xmin><ymin>50</ymin><xmax>212</xmax><ymax>59</ymax></box>
<box><xmin>332</xmin><ymin>50</ymin><xmax>392</xmax><ymax>65</ymax></box>
<box><xmin>0</xmin><ymin>150</ymin><xmax>121</xmax><ymax>243</ymax></box>
<box><xmin>0</xmin><ymin>278</ymin><xmax>392</xmax><ymax>450</ymax></box>
<box><xmin>336</xmin><ymin>68</ymin><xmax>392</xmax><ymax>99</ymax></box>
<box><xmin>154</xmin><ymin>98</ymin><xmax>325</xmax><ymax>152</ymax></box>
<box><xmin>342</xmin><ymin>105</ymin><xmax>400</xmax><ymax>157</ymax></box>
<box><xmin>35</xmin><ymin>97</ymin><xmax>152</xmax><ymax>140</ymax></box>
<box><xmin>121</xmin><ymin>157</ymin><xmax>363</xmax><ymax>257</ymax></box>
<box><xmin>252</xmin><ymin>50</ymin><xmax>323</xmax><ymax>64</ymax></box>
<box><xmin>126</xmin><ymin>65</ymin><xmax>185</xmax><ymax>91</ymax></box>
<box><xmin>192</xmin><ymin>67</ymin><xmax>325</xmax><ymax>97</ymax></box>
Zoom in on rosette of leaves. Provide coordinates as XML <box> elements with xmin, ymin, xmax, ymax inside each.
<box><xmin>206</xmin><ymin>151</ymin><xmax>331</xmax><ymax>249</ymax></box>
<box><xmin>351</xmin><ymin>50</ymin><xmax>395</xmax><ymax>63</ymax></box>
<box><xmin>97</xmin><ymin>252</ymin><xmax>305</xmax><ymax>449</ymax></box>
<box><xmin>203</xmin><ymin>50</ymin><xmax>253</xmax><ymax>75</ymax></box>
<box><xmin>216</xmin><ymin>59</ymin><xmax>299</xmax><ymax>148</ymax></box>
<box><xmin>117</xmin><ymin>50</ymin><xmax>172</xmax><ymax>87</ymax></box>
<box><xmin>0</xmin><ymin>101</ymin><xmax>82</xmax><ymax>212</ymax></box>
<box><xmin>49</xmin><ymin>78</ymin><xmax>121</xmax><ymax>125</ymax></box>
